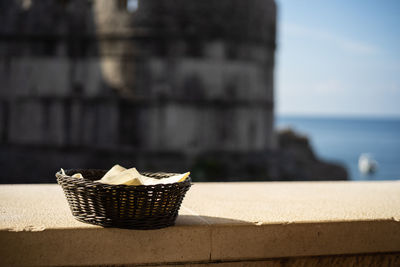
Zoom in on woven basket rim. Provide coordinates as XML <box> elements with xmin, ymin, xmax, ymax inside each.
<box><xmin>56</xmin><ymin>168</ymin><xmax>192</xmax><ymax>229</ymax></box>
<box><xmin>56</xmin><ymin>168</ymin><xmax>191</xmax><ymax>189</ymax></box>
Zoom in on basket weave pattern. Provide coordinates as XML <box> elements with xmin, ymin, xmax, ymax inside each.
<box><xmin>56</xmin><ymin>169</ymin><xmax>191</xmax><ymax>230</ymax></box>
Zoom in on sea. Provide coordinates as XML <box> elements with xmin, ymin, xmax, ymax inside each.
<box><xmin>276</xmin><ymin>116</ymin><xmax>400</xmax><ymax>181</ymax></box>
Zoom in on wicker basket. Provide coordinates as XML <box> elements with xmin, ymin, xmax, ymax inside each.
<box><xmin>56</xmin><ymin>169</ymin><xmax>191</xmax><ymax>230</ymax></box>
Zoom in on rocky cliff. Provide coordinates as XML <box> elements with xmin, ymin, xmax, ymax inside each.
<box><xmin>275</xmin><ymin>128</ymin><xmax>348</xmax><ymax>181</ymax></box>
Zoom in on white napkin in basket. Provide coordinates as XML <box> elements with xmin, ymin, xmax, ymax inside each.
<box><xmin>61</xmin><ymin>165</ymin><xmax>190</xmax><ymax>186</ymax></box>
<box><xmin>97</xmin><ymin>165</ymin><xmax>190</xmax><ymax>185</ymax></box>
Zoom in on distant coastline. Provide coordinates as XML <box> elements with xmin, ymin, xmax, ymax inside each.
<box><xmin>276</xmin><ymin>115</ymin><xmax>400</xmax><ymax>181</ymax></box>
<box><xmin>276</xmin><ymin>114</ymin><xmax>400</xmax><ymax>121</ymax></box>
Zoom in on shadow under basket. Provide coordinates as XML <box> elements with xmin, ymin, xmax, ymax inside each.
<box><xmin>56</xmin><ymin>169</ymin><xmax>192</xmax><ymax>230</ymax></box>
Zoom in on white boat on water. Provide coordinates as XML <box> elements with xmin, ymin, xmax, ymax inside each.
<box><xmin>358</xmin><ymin>153</ymin><xmax>378</xmax><ymax>174</ymax></box>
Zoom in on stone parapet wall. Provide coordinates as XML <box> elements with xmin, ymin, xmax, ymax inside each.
<box><xmin>0</xmin><ymin>182</ymin><xmax>399</xmax><ymax>266</ymax></box>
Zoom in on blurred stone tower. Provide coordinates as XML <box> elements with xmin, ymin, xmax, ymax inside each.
<box><xmin>0</xmin><ymin>0</ymin><xmax>277</xmax><ymax>181</ymax></box>
<box><xmin>94</xmin><ymin>0</ymin><xmax>276</xmax><ymax>153</ymax></box>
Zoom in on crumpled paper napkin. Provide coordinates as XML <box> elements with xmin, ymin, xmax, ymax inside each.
<box><xmin>60</xmin><ymin>165</ymin><xmax>190</xmax><ymax>186</ymax></box>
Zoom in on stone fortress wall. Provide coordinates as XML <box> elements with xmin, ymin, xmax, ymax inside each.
<box><xmin>0</xmin><ymin>0</ymin><xmax>282</xmax><ymax>181</ymax></box>
<box><xmin>0</xmin><ymin>0</ymin><xmax>276</xmax><ymax>152</ymax></box>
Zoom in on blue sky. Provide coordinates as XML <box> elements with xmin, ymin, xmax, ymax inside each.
<box><xmin>276</xmin><ymin>0</ymin><xmax>400</xmax><ymax>117</ymax></box>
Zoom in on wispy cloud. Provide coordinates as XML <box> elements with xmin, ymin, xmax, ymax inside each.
<box><xmin>282</xmin><ymin>23</ymin><xmax>379</xmax><ymax>55</ymax></box>
<box><xmin>388</xmin><ymin>82</ymin><xmax>400</xmax><ymax>94</ymax></box>
<box><xmin>340</xmin><ymin>40</ymin><xmax>378</xmax><ymax>54</ymax></box>
<box><xmin>313</xmin><ymin>80</ymin><xmax>346</xmax><ymax>94</ymax></box>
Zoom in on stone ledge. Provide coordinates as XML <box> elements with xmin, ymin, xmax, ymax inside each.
<box><xmin>0</xmin><ymin>181</ymin><xmax>399</xmax><ymax>266</ymax></box>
